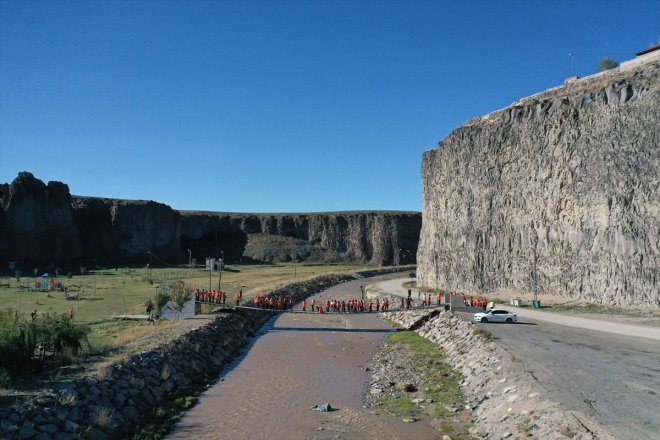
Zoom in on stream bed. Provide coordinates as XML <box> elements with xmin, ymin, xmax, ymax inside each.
<box><xmin>167</xmin><ymin>276</ymin><xmax>439</xmax><ymax>439</ymax></box>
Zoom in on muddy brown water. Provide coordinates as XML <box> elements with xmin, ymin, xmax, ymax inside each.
<box><xmin>167</xmin><ymin>276</ymin><xmax>440</xmax><ymax>440</ymax></box>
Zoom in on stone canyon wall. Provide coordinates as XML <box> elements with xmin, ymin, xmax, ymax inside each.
<box><xmin>418</xmin><ymin>60</ymin><xmax>659</xmax><ymax>307</ymax></box>
<box><xmin>0</xmin><ymin>173</ymin><xmax>420</xmax><ymax>267</ymax></box>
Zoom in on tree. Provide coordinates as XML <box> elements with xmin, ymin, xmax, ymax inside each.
<box><xmin>170</xmin><ymin>281</ymin><xmax>193</xmax><ymax>313</ymax></box>
<box><xmin>153</xmin><ymin>290</ymin><xmax>170</xmax><ymax>316</ymax></box>
<box><xmin>598</xmin><ymin>58</ymin><xmax>618</xmax><ymax>72</ymax></box>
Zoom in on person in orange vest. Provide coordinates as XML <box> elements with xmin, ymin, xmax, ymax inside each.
<box><xmin>235</xmin><ymin>293</ymin><xmax>241</xmax><ymax>306</ymax></box>
<box><xmin>311</xmin><ymin>298</ymin><xmax>316</xmax><ymax>311</ymax></box>
<box><xmin>436</xmin><ymin>292</ymin><xmax>441</xmax><ymax>306</ymax></box>
<box><xmin>302</xmin><ymin>299</ymin><xmax>307</xmax><ymax>311</ymax></box>
<box><xmin>269</xmin><ymin>297</ymin><xmax>275</xmax><ymax>309</ymax></box>
<box><xmin>325</xmin><ymin>300</ymin><xmax>330</xmax><ymax>312</ymax></box>
<box><xmin>368</xmin><ymin>299</ymin><xmax>373</xmax><ymax>312</ymax></box>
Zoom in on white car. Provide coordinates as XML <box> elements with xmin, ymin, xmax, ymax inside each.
<box><xmin>473</xmin><ymin>309</ymin><xmax>517</xmax><ymax>324</ymax></box>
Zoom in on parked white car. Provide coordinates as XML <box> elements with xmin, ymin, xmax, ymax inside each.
<box><xmin>473</xmin><ymin>309</ymin><xmax>517</xmax><ymax>323</ymax></box>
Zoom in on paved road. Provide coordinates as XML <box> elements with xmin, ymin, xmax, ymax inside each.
<box><xmin>370</xmin><ymin>278</ymin><xmax>660</xmax><ymax>440</ymax></box>
<box><xmin>479</xmin><ymin>316</ymin><xmax>660</xmax><ymax>440</ymax></box>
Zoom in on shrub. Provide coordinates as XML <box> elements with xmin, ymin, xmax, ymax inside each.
<box><xmin>154</xmin><ymin>290</ymin><xmax>170</xmax><ymax>316</ymax></box>
<box><xmin>598</xmin><ymin>58</ymin><xmax>618</xmax><ymax>72</ymax></box>
<box><xmin>0</xmin><ymin>311</ymin><xmax>91</xmax><ymax>382</ymax></box>
<box><xmin>169</xmin><ymin>281</ymin><xmax>193</xmax><ymax>312</ymax></box>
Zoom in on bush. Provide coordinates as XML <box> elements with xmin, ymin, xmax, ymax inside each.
<box><xmin>0</xmin><ymin>311</ymin><xmax>91</xmax><ymax>382</ymax></box>
<box><xmin>154</xmin><ymin>290</ymin><xmax>170</xmax><ymax>316</ymax></box>
<box><xmin>0</xmin><ymin>312</ymin><xmax>39</xmax><ymax>378</ymax></box>
<box><xmin>598</xmin><ymin>58</ymin><xmax>618</xmax><ymax>72</ymax></box>
<box><xmin>169</xmin><ymin>281</ymin><xmax>193</xmax><ymax>312</ymax></box>
<box><xmin>42</xmin><ymin>314</ymin><xmax>91</xmax><ymax>355</ymax></box>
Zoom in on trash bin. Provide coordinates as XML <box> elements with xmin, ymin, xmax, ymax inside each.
<box><xmin>532</xmin><ymin>300</ymin><xmax>541</xmax><ymax>309</ymax></box>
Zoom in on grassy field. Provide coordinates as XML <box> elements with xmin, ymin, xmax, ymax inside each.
<box><xmin>0</xmin><ymin>262</ymin><xmax>368</xmax><ymax>352</ymax></box>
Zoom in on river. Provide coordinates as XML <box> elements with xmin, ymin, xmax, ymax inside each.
<box><xmin>167</xmin><ymin>275</ymin><xmax>440</xmax><ymax>439</ymax></box>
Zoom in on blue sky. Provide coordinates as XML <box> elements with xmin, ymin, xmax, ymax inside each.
<box><xmin>1</xmin><ymin>0</ymin><xmax>658</xmax><ymax>213</ymax></box>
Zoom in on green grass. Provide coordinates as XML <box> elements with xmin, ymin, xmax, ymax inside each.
<box><xmin>0</xmin><ymin>263</ymin><xmax>372</xmax><ymax>355</ymax></box>
<box><xmin>378</xmin><ymin>331</ymin><xmax>472</xmax><ymax>439</ymax></box>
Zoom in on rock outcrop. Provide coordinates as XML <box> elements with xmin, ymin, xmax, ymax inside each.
<box><xmin>0</xmin><ymin>173</ymin><xmax>421</xmax><ymax>267</ymax></box>
<box><xmin>0</xmin><ymin>172</ymin><xmax>82</xmax><ymax>263</ymax></box>
<box><xmin>418</xmin><ymin>60</ymin><xmax>659</xmax><ymax>307</ymax></box>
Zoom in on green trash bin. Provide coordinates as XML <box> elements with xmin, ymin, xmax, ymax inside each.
<box><xmin>532</xmin><ymin>300</ymin><xmax>541</xmax><ymax>309</ymax></box>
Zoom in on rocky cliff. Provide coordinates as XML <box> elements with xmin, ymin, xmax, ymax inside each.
<box><xmin>0</xmin><ymin>173</ymin><xmax>420</xmax><ymax>267</ymax></box>
<box><xmin>418</xmin><ymin>60</ymin><xmax>659</xmax><ymax>307</ymax></box>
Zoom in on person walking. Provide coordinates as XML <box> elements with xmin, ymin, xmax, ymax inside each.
<box><xmin>302</xmin><ymin>299</ymin><xmax>307</xmax><ymax>312</ymax></box>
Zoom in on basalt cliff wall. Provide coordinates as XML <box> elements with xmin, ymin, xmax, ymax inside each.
<box><xmin>0</xmin><ymin>172</ymin><xmax>420</xmax><ymax>267</ymax></box>
<box><xmin>418</xmin><ymin>60</ymin><xmax>659</xmax><ymax>307</ymax></box>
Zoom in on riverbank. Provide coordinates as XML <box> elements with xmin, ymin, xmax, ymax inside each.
<box><xmin>380</xmin><ymin>309</ymin><xmax>613</xmax><ymax>440</ymax></box>
<box><xmin>0</xmin><ymin>268</ymin><xmax>413</xmax><ymax>439</ymax></box>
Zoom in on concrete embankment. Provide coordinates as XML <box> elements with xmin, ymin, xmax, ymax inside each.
<box><xmin>382</xmin><ymin>309</ymin><xmax>613</xmax><ymax>440</ymax></box>
<box><xmin>0</xmin><ymin>267</ymin><xmax>412</xmax><ymax>440</ymax></box>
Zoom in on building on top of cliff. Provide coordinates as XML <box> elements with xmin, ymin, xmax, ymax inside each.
<box><xmin>620</xmin><ymin>42</ymin><xmax>660</xmax><ymax>71</ymax></box>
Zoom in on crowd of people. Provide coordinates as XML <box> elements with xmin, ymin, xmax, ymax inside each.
<box><xmin>195</xmin><ymin>289</ymin><xmax>228</xmax><ymax>304</ymax></box>
<box><xmin>194</xmin><ymin>287</ymin><xmax>489</xmax><ymax>313</ymax></box>
<box><xmin>299</xmin><ymin>297</ymin><xmax>392</xmax><ymax>313</ymax></box>
<box><xmin>465</xmin><ymin>296</ymin><xmax>488</xmax><ymax>309</ymax></box>
<box><xmin>253</xmin><ymin>293</ymin><xmax>295</xmax><ymax>310</ymax></box>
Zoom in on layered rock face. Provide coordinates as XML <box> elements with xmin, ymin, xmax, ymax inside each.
<box><xmin>0</xmin><ymin>173</ymin><xmax>420</xmax><ymax>266</ymax></box>
<box><xmin>418</xmin><ymin>61</ymin><xmax>659</xmax><ymax>307</ymax></box>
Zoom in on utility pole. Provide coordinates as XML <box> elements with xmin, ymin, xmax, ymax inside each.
<box><xmin>208</xmin><ymin>257</ymin><xmax>212</xmax><ymax>290</ymax></box>
<box><xmin>187</xmin><ymin>249</ymin><xmax>192</xmax><ymax>268</ymax></box>
<box><xmin>147</xmin><ymin>251</ymin><xmax>152</xmax><ymax>281</ymax></box>
<box><xmin>217</xmin><ymin>251</ymin><xmax>224</xmax><ymax>291</ymax></box>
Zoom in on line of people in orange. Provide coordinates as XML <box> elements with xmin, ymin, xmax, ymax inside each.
<box><xmin>299</xmin><ymin>297</ymin><xmax>392</xmax><ymax>313</ymax></box>
<box><xmin>467</xmin><ymin>297</ymin><xmax>488</xmax><ymax>308</ymax></box>
<box><xmin>253</xmin><ymin>293</ymin><xmax>295</xmax><ymax>310</ymax></box>
<box><xmin>196</xmin><ymin>289</ymin><xmax>227</xmax><ymax>304</ymax></box>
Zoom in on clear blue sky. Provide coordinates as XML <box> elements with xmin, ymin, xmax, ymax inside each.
<box><xmin>1</xmin><ymin>0</ymin><xmax>658</xmax><ymax>213</ymax></box>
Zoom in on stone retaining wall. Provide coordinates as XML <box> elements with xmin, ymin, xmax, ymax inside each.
<box><xmin>1</xmin><ymin>310</ymin><xmax>274</xmax><ymax>440</ymax></box>
<box><xmin>382</xmin><ymin>309</ymin><xmax>612</xmax><ymax>440</ymax></box>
